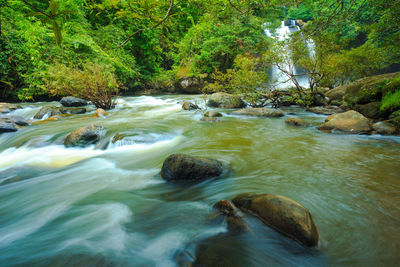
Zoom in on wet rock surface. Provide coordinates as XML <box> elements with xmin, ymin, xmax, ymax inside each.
<box><xmin>161</xmin><ymin>154</ymin><xmax>224</xmax><ymax>182</ymax></box>
<box><xmin>232</xmin><ymin>193</ymin><xmax>319</xmax><ymax>247</ymax></box>
<box><xmin>60</xmin><ymin>96</ymin><xmax>87</xmax><ymax>107</ymax></box>
<box><xmin>64</xmin><ymin>124</ymin><xmax>105</xmax><ymax>147</ymax></box>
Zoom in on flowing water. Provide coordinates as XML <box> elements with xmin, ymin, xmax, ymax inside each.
<box><xmin>0</xmin><ymin>95</ymin><xmax>399</xmax><ymax>266</ymax></box>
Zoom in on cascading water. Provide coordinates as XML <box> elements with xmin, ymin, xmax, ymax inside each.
<box><xmin>265</xmin><ymin>20</ymin><xmax>315</xmax><ymax>89</ymax></box>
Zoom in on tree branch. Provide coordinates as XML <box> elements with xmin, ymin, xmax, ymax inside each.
<box><xmin>118</xmin><ymin>0</ymin><xmax>174</xmax><ymax>48</ymax></box>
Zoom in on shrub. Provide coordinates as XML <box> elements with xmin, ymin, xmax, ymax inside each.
<box><xmin>204</xmin><ymin>54</ymin><xmax>268</xmax><ymax>106</ymax></box>
<box><xmin>45</xmin><ymin>62</ymin><xmax>121</xmax><ymax>109</ymax></box>
<box><xmin>381</xmin><ymin>90</ymin><xmax>400</xmax><ymax>112</ymax></box>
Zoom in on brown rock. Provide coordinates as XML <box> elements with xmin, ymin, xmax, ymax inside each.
<box><xmin>95</xmin><ymin>108</ymin><xmax>106</xmax><ymax>117</ymax></box>
<box><xmin>204</xmin><ymin>111</ymin><xmax>222</xmax><ymax>117</ymax></box>
<box><xmin>232</xmin><ymin>193</ymin><xmax>319</xmax><ymax>247</ymax></box>
<box><xmin>182</xmin><ymin>101</ymin><xmax>200</xmax><ymax>110</ymax></box>
<box><xmin>318</xmin><ymin>110</ymin><xmax>372</xmax><ymax>134</ymax></box>
<box><xmin>64</xmin><ymin>124</ymin><xmax>104</xmax><ymax>147</ymax></box>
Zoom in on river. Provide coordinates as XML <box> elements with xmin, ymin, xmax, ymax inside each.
<box><xmin>0</xmin><ymin>95</ymin><xmax>399</xmax><ymax>266</ymax></box>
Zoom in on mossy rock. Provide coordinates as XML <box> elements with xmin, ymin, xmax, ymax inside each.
<box><xmin>353</xmin><ymin>102</ymin><xmax>389</xmax><ymax>119</ymax></box>
<box><xmin>343</xmin><ymin>72</ymin><xmax>399</xmax><ymax>107</ymax></box>
<box><xmin>207</xmin><ymin>93</ymin><xmax>245</xmax><ymax>108</ymax></box>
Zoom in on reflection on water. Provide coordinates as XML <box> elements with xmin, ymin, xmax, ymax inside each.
<box><xmin>0</xmin><ymin>95</ymin><xmax>399</xmax><ymax>266</ymax></box>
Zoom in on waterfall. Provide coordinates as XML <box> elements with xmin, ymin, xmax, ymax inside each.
<box><xmin>265</xmin><ymin>20</ymin><xmax>315</xmax><ymax>89</ymax></box>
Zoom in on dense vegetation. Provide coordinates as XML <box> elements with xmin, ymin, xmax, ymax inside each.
<box><xmin>0</xmin><ymin>0</ymin><xmax>399</xmax><ymax>106</ymax></box>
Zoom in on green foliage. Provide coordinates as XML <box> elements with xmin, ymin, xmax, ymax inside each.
<box><xmin>204</xmin><ymin>54</ymin><xmax>268</xmax><ymax>106</ymax></box>
<box><xmin>45</xmin><ymin>62</ymin><xmax>120</xmax><ymax>110</ymax></box>
<box><xmin>175</xmin><ymin>16</ymin><xmax>268</xmax><ymax>77</ymax></box>
<box><xmin>381</xmin><ymin>90</ymin><xmax>400</xmax><ymax>112</ymax></box>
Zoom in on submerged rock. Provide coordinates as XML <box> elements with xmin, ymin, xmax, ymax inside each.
<box><xmin>372</xmin><ymin>121</ymin><xmax>398</xmax><ymax>135</ymax></box>
<box><xmin>161</xmin><ymin>153</ymin><xmax>223</xmax><ymax>182</ymax></box>
<box><xmin>285</xmin><ymin>118</ymin><xmax>310</xmax><ymax>127</ymax></box>
<box><xmin>64</xmin><ymin>124</ymin><xmax>105</xmax><ymax>147</ymax></box>
<box><xmin>307</xmin><ymin>106</ymin><xmax>344</xmax><ymax>115</ymax></box>
<box><xmin>232</xmin><ymin>193</ymin><xmax>319</xmax><ymax>247</ymax></box>
<box><xmin>200</xmin><ymin>117</ymin><xmax>220</xmax><ymax>122</ymax></box>
<box><xmin>318</xmin><ymin>110</ymin><xmax>372</xmax><ymax>134</ymax></box>
<box><xmin>60</xmin><ymin>96</ymin><xmax>87</xmax><ymax>107</ymax></box>
<box><xmin>214</xmin><ymin>200</ymin><xmax>247</xmax><ymax>234</ymax></box>
<box><xmin>204</xmin><ymin>111</ymin><xmax>222</xmax><ymax>117</ymax></box>
<box><xmin>207</xmin><ymin>93</ymin><xmax>245</xmax><ymax>108</ymax></box>
<box><xmin>230</xmin><ymin>108</ymin><xmax>283</xmax><ymax>117</ymax></box>
<box><xmin>182</xmin><ymin>101</ymin><xmax>200</xmax><ymax>110</ymax></box>
<box><xmin>0</xmin><ymin>115</ymin><xmax>30</xmax><ymax>126</ymax></box>
<box><xmin>0</xmin><ymin>122</ymin><xmax>18</xmax><ymax>133</ymax></box>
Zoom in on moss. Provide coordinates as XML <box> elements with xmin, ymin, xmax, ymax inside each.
<box><xmin>380</xmin><ymin>90</ymin><xmax>400</xmax><ymax>112</ymax></box>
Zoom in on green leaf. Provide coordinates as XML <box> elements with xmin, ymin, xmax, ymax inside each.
<box><xmin>52</xmin><ymin>20</ymin><xmax>62</xmax><ymax>46</ymax></box>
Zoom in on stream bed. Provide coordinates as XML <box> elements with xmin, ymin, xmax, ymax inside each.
<box><xmin>0</xmin><ymin>95</ymin><xmax>399</xmax><ymax>266</ymax></box>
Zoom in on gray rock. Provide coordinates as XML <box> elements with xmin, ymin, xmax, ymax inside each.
<box><xmin>207</xmin><ymin>93</ymin><xmax>245</xmax><ymax>108</ymax></box>
<box><xmin>230</xmin><ymin>108</ymin><xmax>283</xmax><ymax>117</ymax></box>
<box><xmin>307</xmin><ymin>106</ymin><xmax>344</xmax><ymax>115</ymax></box>
<box><xmin>161</xmin><ymin>154</ymin><xmax>223</xmax><ymax>182</ymax></box>
<box><xmin>0</xmin><ymin>122</ymin><xmax>18</xmax><ymax>133</ymax></box>
<box><xmin>373</xmin><ymin>121</ymin><xmax>398</xmax><ymax>135</ymax></box>
<box><xmin>0</xmin><ymin>115</ymin><xmax>30</xmax><ymax>126</ymax></box>
<box><xmin>60</xmin><ymin>96</ymin><xmax>87</xmax><ymax>107</ymax></box>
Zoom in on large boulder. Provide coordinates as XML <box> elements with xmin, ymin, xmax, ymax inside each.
<box><xmin>230</xmin><ymin>108</ymin><xmax>284</xmax><ymax>117</ymax></box>
<box><xmin>318</xmin><ymin>110</ymin><xmax>372</xmax><ymax>134</ymax></box>
<box><xmin>325</xmin><ymin>86</ymin><xmax>346</xmax><ymax>105</ymax></box>
<box><xmin>179</xmin><ymin>78</ymin><xmax>204</xmax><ymax>94</ymax></box>
<box><xmin>60</xmin><ymin>96</ymin><xmax>87</xmax><ymax>107</ymax></box>
<box><xmin>182</xmin><ymin>101</ymin><xmax>200</xmax><ymax>110</ymax></box>
<box><xmin>232</xmin><ymin>193</ymin><xmax>319</xmax><ymax>247</ymax></box>
<box><xmin>161</xmin><ymin>154</ymin><xmax>223</xmax><ymax>182</ymax></box>
<box><xmin>0</xmin><ymin>103</ymin><xmax>22</xmax><ymax>114</ymax></box>
<box><xmin>372</xmin><ymin>121</ymin><xmax>398</xmax><ymax>135</ymax></box>
<box><xmin>353</xmin><ymin>102</ymin><xmax>387</xmax><ymax>119</ymax></box>
<box><xmin>0</xmin><ymin>115</ymin><xmax>30</xmax><ymax>126</ymax></box>
<box><xmin>64</xmin><ymin>124</ymin><xmax>105</xmax><ymax>147</ymax></box>
<box><xmin>207</xmin><ymin>93</ymin><xmax>245</xmax><ymax>108</ymax></box>
<box><xmin>0</xmin><ymin>122</ymin><xmax>18</xmax><ymax>133</ymax></box>
<box><xmin>343</xmin><ymin>72</ymin><xmax>399</xmax><ymax>106</ymax></box>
